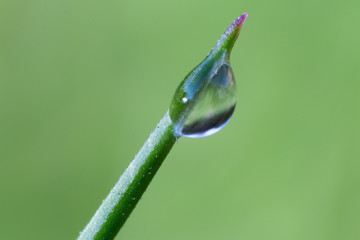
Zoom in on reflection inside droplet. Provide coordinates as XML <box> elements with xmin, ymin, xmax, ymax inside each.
<box><xmin>180</xmin><ymin>105</ymin><xmax>235</xmax><ymax>137</ymax></box>
<box><xmin>172</xmin><ymin>63</ymin><xmax>236</xmax><ymax>138</ymax></box>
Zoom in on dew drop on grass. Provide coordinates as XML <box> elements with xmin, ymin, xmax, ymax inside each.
<box><xmin>171</xmin><ymin>63</ymin><xmax>236</xmax><ymax>138</ymax></box>
<box><xmin>169</xmin><ymin>13</ymin><xmax>246</xmax><ymax>139</ymax></box>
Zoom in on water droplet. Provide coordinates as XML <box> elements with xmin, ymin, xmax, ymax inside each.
<box><xmin>169</xmin><ymin>15</ymin><xmax>246</xmax><ymax>138</ymax></box>
<box><xmin>171</xmin><ymin>63</ymin><xmax>236</xmax><ymax>138</ymax></box>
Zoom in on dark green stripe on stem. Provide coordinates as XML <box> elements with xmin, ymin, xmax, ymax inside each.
<box><xmin>78</xmin><ymin>112</ymin><xmax>176</xmax><ymax>240</ymax></box>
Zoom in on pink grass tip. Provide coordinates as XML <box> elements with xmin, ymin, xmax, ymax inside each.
<box><xmin>223</xmin><ymin>13</ymin><xmax>248</xmax><ymax>38</ymax></box>
<box><xmin>234</xmin><ymin>13</ymin><xmax>248</xmax><ymax>27</ymax></box>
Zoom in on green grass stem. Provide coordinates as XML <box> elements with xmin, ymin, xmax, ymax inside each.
<box><xmin>78</xmin><ymin>111</ymin><xmax>176</xmax><ymax>240</ymax></box>
<box><xmin>78</xmin><ymin>14</ymin><xmax>247</xmax><ymax>239</ymax></box>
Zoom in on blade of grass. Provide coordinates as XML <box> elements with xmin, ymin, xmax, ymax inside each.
<box><xmin>78</xmin><ymin>111</ymin><xmax>176</xmax><ymax>240</ymax></box>
<box><xmin>77</xmin><ymin>13</ymin><xmax>247</xmax><ymax>240</ymax></box>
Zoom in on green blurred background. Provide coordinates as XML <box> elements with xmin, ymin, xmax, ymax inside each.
<box><xmin>1</xmin><ymin>0</ymin><xmax>359</xmax><ymax>239</ymax></box>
